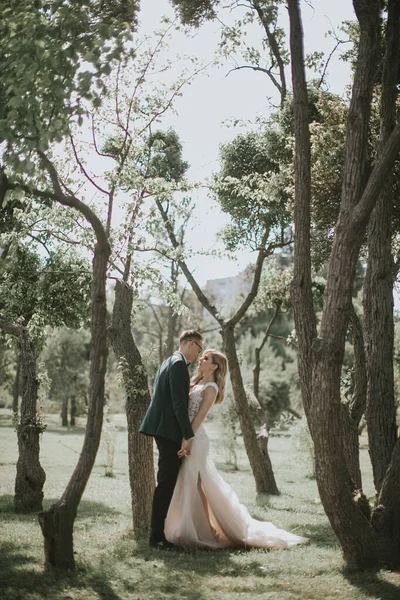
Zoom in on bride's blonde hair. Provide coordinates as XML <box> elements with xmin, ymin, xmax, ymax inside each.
<box><xmin>191</xmin><ymin>349</ymin><xmax>227</xmax><ymax>405</ymax></box>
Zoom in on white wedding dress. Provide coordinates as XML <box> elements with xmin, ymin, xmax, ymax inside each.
<box><xmin>165</xmin><ymin>382</ymin><xmax>309</xmax><ymax>550</ymax></box>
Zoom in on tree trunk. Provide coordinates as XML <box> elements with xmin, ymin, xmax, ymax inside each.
<box><xmin>12</xmin><ymin>350</ymin><xmax>21</xmax><ymax>414</ymax></box>
<box><xmin>70</xmin><ymin>397</ymin><xmax>76</xmax><ymax>427</ymax></box>
<box><xmin>287</xmin><ymin>0</ymin><xmax>317</xmax><ymax>420</ymax></box>
<box><xmin>311</xmin><ymin>232</ymin><xmax>380</xmax><ymax>567</ymax></box>
<box><xmin>0</xmin><ymin>318</ymin><xmax>46</xmax><ymax>513</ymax></box>
<box><xmin>222</xmin><ymin>325</ymin><xmax>279</xmax><ymax>495</ymax></box>
<box><xmin>363</xmin><ymin>0</ymin><xmax>400</xmax><ymax>496</ymax></box>
<box><xmin>14</xmin><ymin>328</ymin><xmax>46</xmax><ymax>513</ymax></box>
<box><xmin>108</xmin><ymin>280</ymin><xmax>154</xmax><ymax>537</ymax></box>
<box><xmin>61</xmin><ymin>398</ymin><xmax>69</xmax><ymax>427</ymax></box>
<box><xmin>39</xmin><ymin>237</ymin><xmax>110</xmax><ymax>569</ymax></box>
<box><xmin>253</xmin><ymin>348</ymin><xmax>261</xmax><ymax>400</ymax></box>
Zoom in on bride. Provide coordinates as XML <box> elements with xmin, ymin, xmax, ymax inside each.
<box><xmin>165</xmin><ymin>349</ymin><xmax>309</xmax><ymax>550</ymax></box>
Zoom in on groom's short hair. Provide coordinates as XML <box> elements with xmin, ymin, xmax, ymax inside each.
<box><xmin>180</xmin><ymin>330</ymin><xmax>203</xmax><ymax>344</ymax></box>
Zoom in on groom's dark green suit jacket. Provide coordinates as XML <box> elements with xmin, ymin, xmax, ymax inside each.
<box><xmin>139</xmin><ymin>352</ymin><xmax>194</xmax><ymax>443</ymax></box>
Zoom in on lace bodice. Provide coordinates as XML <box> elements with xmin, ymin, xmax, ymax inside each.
<box><xmin>188</xmin><ymin>382</ymin><xmax>219</xmax><ymax>421</ymax></box>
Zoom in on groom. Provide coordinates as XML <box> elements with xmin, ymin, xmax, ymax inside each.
<box><xmin>139</xmin><ymin>329</ymin><xmax>204</xmax><ymax>549</ymax></box>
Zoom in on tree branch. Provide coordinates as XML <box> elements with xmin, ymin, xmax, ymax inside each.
<box><xmin>154</xmin><ymin>198</ymin><xmax>223</xmax><ymax>325</ymax></box>
<box><xmin>351</xmin><ymin>120</ymin><xmax>400</xmax><ymax>229</ymax></box>
<box><xmin>226</xmin><ymin>64</ymin><xmax>282</xmax><ymax>93</ymax></box>
<box><xmin>228</xmin><ymin>226</ymin><xmax>270</xmax><ymax>327</ymax></box>
<box><xmin>69</xmin><ymin>135</ymin><xmax>109</xmax><ymax>196</ymax></box>
<box><xmin>252</xmin><ymin>0</ymin><xmax>287</xmax><ymax>107</ymax></box>
<box><xmin>259</xmin><ymin>303</ymin><xmax>281</xmax><ymax>353</ymax></box>
<box><xmin>35</xmin><ymin>153</ymin><xmax>109</xmax><ymax>248</ymax></box>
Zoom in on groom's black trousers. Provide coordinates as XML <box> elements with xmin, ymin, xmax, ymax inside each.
<box><xmin>150</xmin><ymin>436</ymin><xmax>181</xmax><ymax>543</ymax></box>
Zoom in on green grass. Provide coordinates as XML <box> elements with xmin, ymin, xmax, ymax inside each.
<box><xmin>1</xmin><ymin>410</ymin><xmax>400</xmax><ymax>600</ymax></box>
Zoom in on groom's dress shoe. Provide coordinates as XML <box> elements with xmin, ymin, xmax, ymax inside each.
<box><xmin>149</xmin><ymin>539</ymin><xmax>178</xmax><ymax>551</ymax></box>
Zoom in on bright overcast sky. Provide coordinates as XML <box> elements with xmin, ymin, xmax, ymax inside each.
<box><xmin>137</xmin><ymin>1</ymin><xmax>356</xmax><ymax>286</ymax></box>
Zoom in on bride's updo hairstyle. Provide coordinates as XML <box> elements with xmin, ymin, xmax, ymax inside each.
<box><xmin>191</xmin><ymin>349</ymin><xmax>228</xmax><ymax>405</ymax></box>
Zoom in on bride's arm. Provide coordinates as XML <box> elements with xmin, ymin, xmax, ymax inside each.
<box><xmin>190</xmin><ymin>386</ymin><xmax>217</xmax><ymax>433</ymax></box>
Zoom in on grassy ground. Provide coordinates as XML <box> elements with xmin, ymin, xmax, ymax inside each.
<box><xmin>1</xmin><ymin>409</ymin><xmax>400</xmax><ymax>600</ymax></box>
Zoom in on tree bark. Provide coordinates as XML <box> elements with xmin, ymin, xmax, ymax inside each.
<box><xmin>12</xmin><ymin>350</ymin><xmax>21</xmax><ymax>414</ymax></box>
<box><xmin>222</xmin><ymin>326</ymin><xmax>279</xmax><ymax>495</ymax></box>
<box><xmin>363</xmin><ymin>0</ymin><xmax>400</xmax><ymax>495</ymax></box>
<box><xmin>15</xmin><ymin>328</ymin><xmax>46</xmax><ymax>512</ymax></box>
<box><xmin>287</xmin><ymin>0</ymin><xmax>317</xmax><ymax>420</ymax></box>
<box><xmin>108</xmin><ymin>280</ymin><xmax>154</xmax><ymax>537</ymax></box>
<box><xmin>39</xmin><ymin>234</ymin><xmax>110</xmax><ymax>569</ymax></box>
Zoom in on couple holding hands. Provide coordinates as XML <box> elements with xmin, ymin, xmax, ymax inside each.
<box><xmin>140</xmin><ymin>329</ymin><xmax>308</xmax><ymax>551</ymax></box>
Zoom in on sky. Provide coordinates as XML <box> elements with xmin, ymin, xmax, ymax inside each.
<box><xmin>134</xmin><ymin>0</ymin><xmax>356</xmax><ymax>286</ymax></box>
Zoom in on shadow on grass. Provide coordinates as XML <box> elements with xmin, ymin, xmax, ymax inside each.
<box><xmin>299</xmin><ymin>523</ymin><xmax>339</xmax><ymax>549</ymax></box>
<box><xmin>137</xmin><ymin>536</ymin><xmax>253</xmax><ymax>566</ymax></box>
<box><xmin>0</xmin><ymin>495</ymin><xmax>122</xmax><ymax>520</ymax></box>
<box><xmin>343</xmin><ymin>566</ymin><xmax>400</xmax><ymax>600</ymax></box>
<box><xmin>0</xmin><ymin>541</ymin><xmax>123</xmax><ymax>600</ymax></box>
<box><xmin>0</xmin><ymin>537</ymin><xmax>243</xmax><ymax>600</ymax></box>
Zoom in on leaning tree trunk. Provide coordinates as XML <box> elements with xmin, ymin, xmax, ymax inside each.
<box><xmin>363</xmin><ymin>0</ymin><xmax>400</xmax><ymax>496</ymax></box>
<box><xmin>108</xmin><ymin>280</ymin><xmax>154</xmax><ymax>537</ymax></box>
<box><xmin>0</xmin><ymin>318</ymin><xmax>46</xmax><ymax>513</ymax></box>
<box><xmin>311</xmin><ymin>224</ymin><xmax>380</xmax><ymax>569</ymax></box>
<box><xmin>222</xmin><ymin>325</ymin><xmax>279</xmax><ymax>495</ymax></box>
<box><xmin>38</xmin><ymin>236</ymin><xmax>110</xmax><ymax>569</ymax></box>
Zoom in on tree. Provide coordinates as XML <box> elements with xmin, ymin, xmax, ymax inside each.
<box><xmin>171</xmin><ymin>0</ymin><xmax>400</xmax><ymax>568</ymax></box>
<box><xmin>152</xmin><ymin>123</ymin><xmax>293</xmax><ymax>494</ymax></box>
<box><xmin>0</xmin><ymin>0</ymin><xmax>138</xmax><ymax>567</ymax></box>
<box><xmin>0</xmin><ymin>317</ymin><xmax>46</xmax><ymax>513</ymax></box>
<box><xmin>60</xmin><ymin>27</ymin><xmax>207</xmax><ymax>537</ymax></box>
<box><xmin>288</xmin><ymin>0</ymin><xmax>400</xmax><ymax>568</ymax></box>
<box><xmin>0</xmin><ymin>235</ymin><xmax>91</xmax><ymax>511</ymax></box>
<box><xmin>42</xmin><ymin>327</ymin><xmax>91</xmax><ymax>427</ymax></box>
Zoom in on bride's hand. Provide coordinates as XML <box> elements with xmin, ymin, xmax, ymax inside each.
<box><xmin>178</xmin><ymin>437</ymin><xmax>193</xmax><ymax>458</ymax></box>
